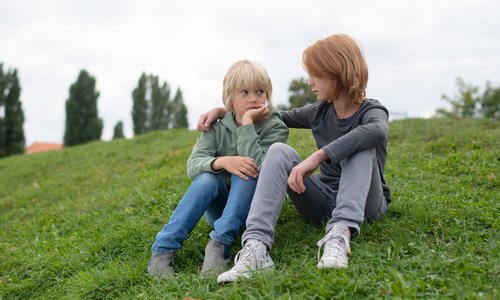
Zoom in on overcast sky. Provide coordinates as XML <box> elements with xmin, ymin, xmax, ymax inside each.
<box><xmin>1</xmin><ymin>0</ymin><xmax>499</xmax><ymax>145</ymax></box>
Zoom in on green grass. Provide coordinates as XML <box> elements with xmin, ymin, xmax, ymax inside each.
<box><xmin>0</xmin><ymin>118</ymin><xmax>498</xmax><ymax>299</ymax></box>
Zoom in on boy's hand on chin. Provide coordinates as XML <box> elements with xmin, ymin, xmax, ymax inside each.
<box><xmin>242</xmin><ymin>105</ymin><xmax>269</xmax><ymax>125</ymax></box>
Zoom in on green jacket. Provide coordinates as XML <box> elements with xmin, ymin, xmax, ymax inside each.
<box><xmin>187</xmin><ymin>108</ymin><xmax>289</xmax><ymax>185</ymax></box>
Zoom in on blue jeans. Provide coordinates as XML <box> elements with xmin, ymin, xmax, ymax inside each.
<box><xmin>152</xmin><ymin>173</ymin><xmax>257</xmax><ymax>255</ymax></box>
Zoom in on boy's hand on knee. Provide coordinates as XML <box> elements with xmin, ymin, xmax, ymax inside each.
<box><xmin>288</xmin><ymin>150</ymin><xmax>327</xmax><ymax>193</ymax></box>
<box><xmin>212</xmin><ymin>156</ymin><xmax>259</xmax><ymax>181</ymax></box>
<box><xmin>288</xmin><ymin>162</ymin><xmax>313</xmax><ymax>194</ymax></box>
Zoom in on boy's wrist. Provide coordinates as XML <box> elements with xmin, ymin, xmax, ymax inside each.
<box><xmin>211</xmin><ymin>157</ymin><xmax>225</xmax><ymax>171</ymax></box>
<box><xmin>310</xmin><ymin>149</ymin><xmax>328</xmax><ymax>165</ymax></box>
<box><xmin>241</xmin><ymin>115</ymin><xmax>254</xmax><ymax>125</ymax></box>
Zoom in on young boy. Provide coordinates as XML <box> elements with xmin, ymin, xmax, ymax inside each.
<box><xmin>147</xmin><ymin>60</ymin><xmax>288</xmax><ymax>279</ymax></box>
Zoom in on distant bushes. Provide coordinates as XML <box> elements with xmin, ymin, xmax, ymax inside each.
<box><xmin>436</xmin><ymin>77</ymin><xmax>499</xmax><ymax>120</ymax></box>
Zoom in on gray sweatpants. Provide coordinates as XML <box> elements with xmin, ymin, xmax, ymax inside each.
<box><xmin>242</xmin><ymin>143</ymin><xmax>387</xmax><ymax>250</ymax></box>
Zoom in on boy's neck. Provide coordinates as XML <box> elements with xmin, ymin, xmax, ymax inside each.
<box><xmin>332</xmin><ymin>94</ymin><xmax>361</xmax><ymax>119</ymax></box>
<box><xmin>234</xmin><ymin>114</ymin><xmax>243</xmax><ymax>127</ymax></box>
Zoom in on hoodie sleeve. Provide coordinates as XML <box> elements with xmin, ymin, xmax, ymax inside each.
<box><xmin>186</xmin><ymin>128</ymin><xmax>220</xmax><ymax>180</ymax></box>
<box><xmin>236</xmin><ymin>114</ymin><xmax>289</xmax><ymax>166</ymax></box>
<box><xmin>321</xmin><ymin>107</ymin><xmax>388</xmax><ymax>163</ymax></box>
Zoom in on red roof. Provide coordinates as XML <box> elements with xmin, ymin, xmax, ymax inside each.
<box><xmin>26</xmin><ymin>142</ymin><xmax>63</xmax><ymax>154</ymax></box>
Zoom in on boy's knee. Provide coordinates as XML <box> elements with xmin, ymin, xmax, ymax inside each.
<box><xmin>340</xmin><ymin>148</ymin><xmax>376</xmax><ymax>168</ymax></box>
<box><xmin>263</xmin><ymin>143</ymin><xmax>301</xmax><ymax>170</ymax></box>
<box><xmin>268</xmin><ymin>142</ymin><xmax>294</xmax><ymax>157</ymax></box>
<box><xmin>230</xmin><ymin>175</ymin><xmax>257</xmax><ymax>193</ymax></box>
<box><xmin>194</xmin><ymin>173</ymin><xmax>222</xmax><ymax>186</ymax></box>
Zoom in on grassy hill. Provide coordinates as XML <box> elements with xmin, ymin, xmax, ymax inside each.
<box><xmin>0</xmin><ymin>118</ymin><xmax>498</xmax><ymax>299</ymax></box>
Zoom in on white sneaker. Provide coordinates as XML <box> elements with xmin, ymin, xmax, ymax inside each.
<box><xmin>317</xmin><ymin>224</ymin><xmax>351</xmax><ymax>269</ymax></box>
<box><xmin>217</xmin><ymin>239</ymin><xmax>274</xmax><ymax>283</ymax></box>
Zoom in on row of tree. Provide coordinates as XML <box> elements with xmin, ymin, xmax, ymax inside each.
<box><xmin>0</xmin><ymin>63</ymin><xmax>189</xmax><ymax>158</ymax></box>
<box><xmin>131</xmin><ymin>73</ymin><xmax>188</xmax><ymax>135</ymax></box>
<box><xmin>2</xmin><ymin>59</ymin><xmax>497</xmax><ymax>159</ymax></box>
<box><xmin>64</xmin><ymin>70</ymin><xmax>189</xmax><ymax>146</ymax></box>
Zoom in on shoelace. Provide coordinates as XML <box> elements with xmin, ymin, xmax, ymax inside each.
<box><xmin>233</xmin><ymin>242</ymin><xmax>264</xmax><ymax>270</ymax></box>
<box><xmin>317</xmin><ymin>232</ymin><xmax>351</xmax><ymax>262</ymax></box>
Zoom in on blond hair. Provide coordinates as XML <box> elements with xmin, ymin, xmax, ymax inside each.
<box><xmin>222</xmin><ymin>60</ymin><xmax>273</xmax><ymax>111</ymax></box>
<box><xmin>302</xmin><ymin>34</ymin><xmax>368</xmax><ymax>104</ymax></box>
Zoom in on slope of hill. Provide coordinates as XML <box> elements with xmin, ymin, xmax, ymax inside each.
<box><xmin>0</xmin><ymin>118</ymin><xmax>498</xmax><ymax>299</ymax></box>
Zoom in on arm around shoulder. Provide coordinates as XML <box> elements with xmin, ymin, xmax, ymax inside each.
<box><xmin>197</xmin><ymin>107</ymin><xmax>227</xmax><ymax>132</ymax></box>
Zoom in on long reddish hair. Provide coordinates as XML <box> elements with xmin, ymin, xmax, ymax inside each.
<box><xmin>303</xmin><ymin>34</ymin><xmax>368</xmax><ymax>104</ymax></box>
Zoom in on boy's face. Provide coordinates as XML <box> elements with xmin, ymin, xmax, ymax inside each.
<box><xmin>308</xmin><ymin>75</ymin><xmax>330</xmax><ymax>102</ymax></box>
<box><xmin>231</xmin><ymin>87</ymin><xmax>267</xmax><ymax>118</ymax></box>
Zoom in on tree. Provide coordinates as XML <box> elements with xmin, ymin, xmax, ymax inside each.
<box><xmin>287</xmin><ymin>77</ymin><xmax>316</xmax><ymax>109</ymax></box>
<box><xmin>132</xmin><ymin>73</ymin><xmax>149</xmax><ymax>135</ymax></box>
<box><xmin>170</xmin><ymin>88</ymin><xmax>188</xmax><ymax>129</ymax></box>
<box><xmin>132</xmin><ymin>73</ymin><xmax>188</xmax><ymax>135</ymax></box>
<box><xmin>150</xmin><ymin>79</ymin><xmax>171</xmax><ymax>131</ymax></box>
<box><xmin>436</xmin><ymin>78</ymin><xmax>479</xmax><ymax>119</ymax></box>
<box><xmin>63</xmin><ymin>69</ymin><xmax>103</xmax><ymax>146</ymax></box>
<box><xmin>112</xmin><ymin>121</ymin><xmax>125</xmax><ymax>139</ymax></box>
<box><xmin>481</xmin><ymin>82</ymin><xmax>500</xmax><ymax>121</ymax></box>
<box><xmin>436</xmin><ymin>77</ymin><xmax>500</xmax><ymax>120</ymax></box>
<box><xmin>0</xmin><ymin>63</ymin><xmax>25</xmax><ymax>158</ymax></box>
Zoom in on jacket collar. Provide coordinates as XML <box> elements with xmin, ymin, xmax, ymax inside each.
<box><xmin>219</xmin><ymin>112</ymin><xmax>238</xmax><ymax>133</ymax></box>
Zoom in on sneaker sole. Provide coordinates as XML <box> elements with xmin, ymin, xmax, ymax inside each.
<box><xmin>217</xmin><ymin>265</ymin><xmax>274</xmax><ymax>283</ymax></box>
<box><xmin>317</xmin><ymin>261</ymin><xmax>348</xmax><ymax>269</ymax></box>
